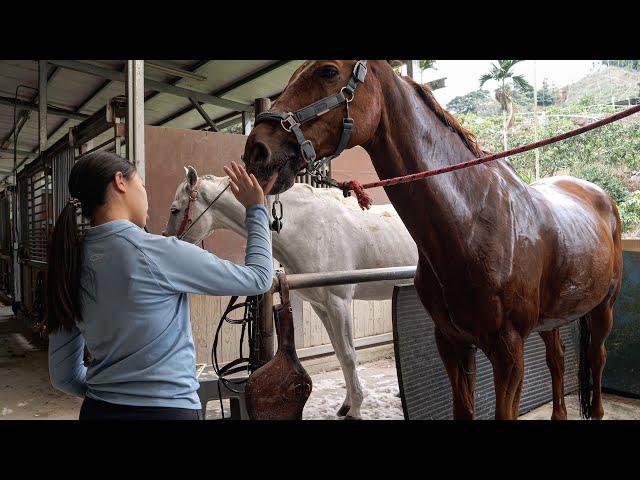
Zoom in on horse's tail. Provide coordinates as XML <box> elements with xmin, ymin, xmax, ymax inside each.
<box><xmin>578</xmin><ymin>313</ymin><xmax>593</xmax><ymax>420</ymax></box>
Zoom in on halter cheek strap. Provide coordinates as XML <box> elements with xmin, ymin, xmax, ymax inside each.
<box><xmin>176</xmin><ymin>178</ymin><xmax>202</xmax><ymax>238</ymax></box>
<box><xmin>254</xmin><ymin>60</ymin><xmax>368</xmax><ymax>175</ymax></box>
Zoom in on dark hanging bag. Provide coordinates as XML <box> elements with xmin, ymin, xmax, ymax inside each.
<box><xmin>245</xmin><ymin>271</ymin><xmax>312</xmax><ymax>420</ymax></box>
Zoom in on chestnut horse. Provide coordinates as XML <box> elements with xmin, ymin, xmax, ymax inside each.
<box><xmin>242</xmin><ymin>60</ymin><xmax>623</xmax><ymax>420</ymax></box>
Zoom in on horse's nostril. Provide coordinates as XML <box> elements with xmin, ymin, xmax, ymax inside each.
<box><xmin>252</xmin><ymin>141</ymin><xmax>272</xmax><ymax>165</ymax></box>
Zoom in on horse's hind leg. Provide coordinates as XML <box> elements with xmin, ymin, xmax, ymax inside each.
<box><xmin>434</xmin><ymin>328</ymin><xmax>477</xmax><ymax>420</ymax></box>
<box><xmin>587</xmin><ymin>302</ymin><xmax>614</xmax><ymax>420</ymax></box>
<box><xmin>310</xmin><ymin>297</ymin><xmax>364</xmax><ymax>419</ymax></box>
<box><xmin>539</xmin><ymin>328</ymin><xmax>567</xmax><ymax>420</ymax></box>
<box><xmin>488</xmin><ymin>328</ymin><xmax>525</xmax><ymax>420</ymax></box>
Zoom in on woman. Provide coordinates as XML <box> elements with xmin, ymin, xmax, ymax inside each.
<box><xmin>45</xmin><ymin>151</ymin><xmax>273</xmax><ymax>420</ymax></box>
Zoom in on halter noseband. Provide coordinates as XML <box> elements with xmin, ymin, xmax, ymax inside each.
<box><xmin>176</xmin><ymin>178</ymin><xmax>202</xmax><ymax>238</ymax></box>
<box><xmin>254</xmin><ymin>60</ymin><xmax>368</xmax><ymax>176</ymax></box>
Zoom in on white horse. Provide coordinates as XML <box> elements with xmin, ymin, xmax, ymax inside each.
<box><xmin>164</xmin><ymin>166</ymin><xmax>418</xmax><ymax>419</ymax></box>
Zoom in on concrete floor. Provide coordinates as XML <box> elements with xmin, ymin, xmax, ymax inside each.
<box><xmin>519</xmin><ymin>392</ymin><xmax>640</xmax><ymax>420</ymax></box>
<box><xmin>2</xmin><ymin>305</ymin><xmax>639</xmax><ymax>421</ymax></box>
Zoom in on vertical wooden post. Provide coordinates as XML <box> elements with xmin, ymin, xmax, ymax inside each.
<box><xmin>533</xmin><ymin>60</ymin><xmax>540</xmax><ymax>181</ymax></box>
<box><xmin>254</xmin><ymin>98</ymin><xmax>271</xmax><ymax>116</ymax></box>
<box><xmin>242</xmin><ymin>111</ymin><xmax>252</xmax><ymax>135</ymax></box>
<box><xmin>258</xmin><ymin>283</ymin><xmax>275</xmax><ymax>366</ymax></box>
<box><xmin>126</xmin><ymin>60</ymin><xmax>145</xmax><ymax>182</ymax></box>
<box><xmin>254</xmin><ymin>97</ymin><xmax>275</xmax><ymax>365</ymax></box>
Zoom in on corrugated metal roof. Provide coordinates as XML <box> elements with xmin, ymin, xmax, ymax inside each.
<box><xmin>0</xmin><ymin>59</ymin><xmax>304</xmax><ymax>177</ymax></box>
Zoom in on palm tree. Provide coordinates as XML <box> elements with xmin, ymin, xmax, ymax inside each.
<box><xmin>479</xmin><ymin>60</ymin><xmax>530</xmax><ymax>150</ymax></box>
<box><xmin>393</xmin><ymin>60</ymin><xmax>438</xmax><ymax>80</ymax></box>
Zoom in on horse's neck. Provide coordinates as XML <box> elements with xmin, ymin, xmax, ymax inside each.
<box><xmin>201</xmin><ymin>179</ymin><xmax>308</xmax><ymax>270</ymax></box>
<box><xmin>363</xmin><ymin>72</ymin><xmax>519</xmax><ymax>270</ymax></box>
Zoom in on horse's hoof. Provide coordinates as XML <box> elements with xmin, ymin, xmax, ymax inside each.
<box><xmin>337</xmin><ymin>405</ymin><xmax>351</xmax><ymax>417</ymax></box>
<box><xmin>344</xmin><ymin>415</ymin><xmax>362</xmax><ymax>421</ymax></box>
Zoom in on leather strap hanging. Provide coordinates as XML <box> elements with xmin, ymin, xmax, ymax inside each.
<box><xmin>244</xmin><ymin>271</ymin><xmax>312</xmax><ymax>420</ymax></box>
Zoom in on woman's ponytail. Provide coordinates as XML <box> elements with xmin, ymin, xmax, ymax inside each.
<box><xmin>45</xmin><ymin>200</ymin><xmax>84</xmax><ymax>333</ymax></box>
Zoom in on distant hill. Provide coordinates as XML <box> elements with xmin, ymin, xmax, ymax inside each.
<box><xmin>558</xmin><ymin>65</ymin><xmax>640</xmax><ymax>105</ymax></box>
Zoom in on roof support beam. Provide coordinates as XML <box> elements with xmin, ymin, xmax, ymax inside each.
<box><xmin>144</xmin><ymin>60</ymin><xmax>213</xmax><ymax>104</ymax></box>
<box><xmin>49</xmin><ymin>60</ymin><xmax>251</xmax><ymax>112</ymax></box>
<box><xmin>196</xmin><ymin>90</ymin><xmax>282</xmax><ymax>131</ymax></box>
<box><xmin>154</xmin><ymin>60</ymin><xmax>292</xmax><ymax>127</ymax></box>
<box><xmin>0</xmin><ymin>95</ymin><xmax>89</xmax><ymax>121</ymax></box>
<box><xmin>0</xmin><ymin>148</ymin><xmax>36</xmax><ymax>157</ymax></box>
<box><xmin>188</xmin><ymin>98</ymin><xmax>219</xmax><ymax>132</ymax></box>
<box><xmin>0</xmin><ymin>110</ymin><xmax>29</xmax><ymax>150</ymax></box>
<box><xmin>0</xmin><ymin>64</ymin><xmax>61</xmax><ymax>150</ymax></box>
<box><xmin>145</xmin><ymin>61</ymin><xmax>207</xmax><ymax>81</ymax></box>
<box><xmin>37</xmin><ymin>63</ymin><xmax>128</xmax><ymax>161</ymax></box>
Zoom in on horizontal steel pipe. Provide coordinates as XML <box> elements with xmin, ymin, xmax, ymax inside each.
<box><xmin>282</xmin><ymin>266</ymin><xmax>417</xmax><ymax>291</ymax></box>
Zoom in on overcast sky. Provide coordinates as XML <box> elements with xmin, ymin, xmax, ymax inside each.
<box><xmin>412</xmin><ymin>60</ymin><xmax>604</xmax><ymax>106</ymax></box>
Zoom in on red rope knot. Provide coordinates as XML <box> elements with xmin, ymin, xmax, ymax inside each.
<box><xmin>339</xmin><ymin>180</ymin><xmax>373</xmax><ymax>210</ymax></box>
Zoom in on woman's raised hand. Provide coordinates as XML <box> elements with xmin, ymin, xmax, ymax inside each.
<box><xmin>223</xmin><ymin>161</ymin><xmax>265</xmax><ymax>208</ymax></box>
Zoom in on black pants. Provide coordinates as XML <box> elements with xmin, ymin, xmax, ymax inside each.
<box><xmin>79</xmin><ymin>396</ymin><xmax>203</xmax><ymax>420</ymax></box>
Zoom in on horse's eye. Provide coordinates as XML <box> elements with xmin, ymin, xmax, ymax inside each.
<box><xmin>171</xmin><ymin>207</ymin><xmax>180</xmax><ymax>214</ymax></box>
<box><xmin>317</xmin><ymin>66</ymin><xmax>339</xmax><ymax>80</ymax></box>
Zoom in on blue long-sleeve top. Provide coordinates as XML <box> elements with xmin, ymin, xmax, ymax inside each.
<box><xmin>48</xmin><ymin>203</ymin><xmax>273</xmax><ymax>409</ymax></box>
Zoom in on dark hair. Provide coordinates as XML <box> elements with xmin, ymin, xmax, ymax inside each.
<box><xmin>45</xmin><ymin>151</ymin><xmax>136</xmax><ymax>333</ymax></box>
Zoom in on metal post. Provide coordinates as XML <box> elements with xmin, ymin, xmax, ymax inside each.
<box><xmin>38</xmin><ymin>61</ymin><xmax>48</xmax><ymax>154</ymax></box>
<box><xmin>254</xmin><ymin>97</ymin><xmax>275</xmax><ymax>363</ymax></box>
<box><xmin>10</xmin><ymin>184</ymin><xmax>19</xmax><ymax>305</ymax></box>
<box><xmin>242</xmin><ymin>111</ymin><xmax>252</xmax><ymax>135</ymax></box>
<box><xmin>126</xmin><ymin>60</ymin><xmax>145</xmax><ymax>182</ymax></box>
<box><xmin>406</xmin><ymin>60</ymin><xmax>421</xmax><ymax>82</ymax></box>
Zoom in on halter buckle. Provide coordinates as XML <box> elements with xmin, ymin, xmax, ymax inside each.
<box><xmin>300</xmin><ymin>139</ymin><xmax>316</xmax><ymax>163</ymax></box>
<box><xmin>340</xmin><ymin>86</ymin><xmax>355</xmax><ymax>103</ymax></box>
<box><xmin>281</xmin><ymin>114</ymin><xmax>299</xmax><ymax>132</ymax></box>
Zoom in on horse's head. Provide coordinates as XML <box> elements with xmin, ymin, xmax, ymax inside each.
<box><xmin>163</xmin><ymin>166</ymin><xmax>225</xmax><ymax>243</ymax></box>
<box><xmin>244</xmin><ymin>60</ymin><xmax>391</xmax><ymax>195</ymax></box>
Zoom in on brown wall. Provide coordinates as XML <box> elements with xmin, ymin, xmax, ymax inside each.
<box><xmin>330</xmin><ymin>146</ymin><xmax>389</xmax><ymax>205</ymax></box>
<box><xmin>144</xmin><ymin>126</ymin><xmax>388</xmax><ymax>263</ymax></box>
<box><xmin>145</xmin><ymin>126</ymin><xmax>248</xmax><ymax>263</ymax></box>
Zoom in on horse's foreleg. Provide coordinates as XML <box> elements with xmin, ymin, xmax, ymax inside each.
<box><xmin>539</xmin><ymin>328</ymin><xmax>567</xmax><ymax>420</ymax></box>
<box><xmin>434</xmin><ymin>328</ymin><xmax>477</xmax><ymax>420</ymax></box>
<box><xmin>489</xmin><ymin>328</ymin><xmax>524</xmax><ymax>420</ymax></box>
<box><xmin>310</xmin><ymin>298</ymin><xmax>364</xmax><ymax>419</ymax></box>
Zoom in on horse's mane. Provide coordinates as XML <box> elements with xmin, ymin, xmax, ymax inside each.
<box><xmin>402</xmin><ymin>76</ymin><xmax>488</xmax><ymax>158</ymax></box>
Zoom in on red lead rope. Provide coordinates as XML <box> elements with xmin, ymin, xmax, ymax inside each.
<box><xmin>338</xmin><ymin>104</ymin><xmax>640</xmax><ymax>209</ymax></box>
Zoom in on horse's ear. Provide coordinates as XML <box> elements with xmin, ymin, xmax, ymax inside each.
<box><xmin>185</xmin><ymin>165</ymin><xmax>198</xmax><ymax>188</ymax></box>
<box><xmin>387</xmin><ymin>60</ymin><xmax>404</xmax><ymax>68</ymax></box>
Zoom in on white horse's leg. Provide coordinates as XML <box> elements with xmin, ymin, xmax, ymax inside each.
<box><xmin>308</xmin><ymin>303</ymin><xmax>351</xmax><ymax>414</ymax></box>
<box><xmin>310</xmin><ymin>296</ymin><xmax>364</xmax><ymax>419</ymax></box>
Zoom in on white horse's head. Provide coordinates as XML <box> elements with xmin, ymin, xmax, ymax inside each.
<box><xmin>163</xmin><ymin>165</ymin><xmax>227</xmax><ymax>244</ymax></box>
